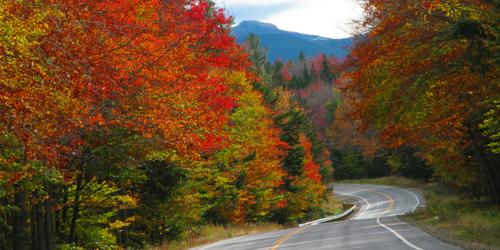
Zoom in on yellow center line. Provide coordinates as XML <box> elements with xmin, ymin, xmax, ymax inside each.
<box><xmin>364</xmin><ymin>189</ymin><xmax>395</xmax><ymax>216</ymax></box>
<box><xmin>270</xmin><ymin>226</ymin><xmax>308</xmax><ymax>250</ymax></box>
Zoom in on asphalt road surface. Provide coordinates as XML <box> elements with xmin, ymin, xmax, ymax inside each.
<box><xmin>193</xmin><ymin>183</ymin><xmax>461</xmax><ymax>250</ymax></box>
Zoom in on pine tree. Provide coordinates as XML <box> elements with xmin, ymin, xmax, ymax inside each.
<box><xmin>320</xmin><ymin>54</ymin><xmax>335</xmax><ymax>82</ymax></box>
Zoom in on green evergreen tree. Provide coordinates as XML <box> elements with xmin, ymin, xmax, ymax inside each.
<box><xmin>320</xmin><ymin>54</ymin><xmax>335</xmax><ymax>82</ymax></box>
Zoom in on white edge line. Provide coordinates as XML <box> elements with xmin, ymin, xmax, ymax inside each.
<box><xmin>338</xmin><ymin>185</ymin><xmax>425</xmax><ymax>250</ymax></box>
<box><xmin>399</xmin><ymin>188</ymin><xmax>421</xmax><ymax>213</ymax></box>
<box><xmin>334</xmin><ymin>191</ymin><xmax>371</xmax><ymax>219</ymax></box>
<box><xmin>375</xmin><ymin>186</ymin><xmax>425</xmax><ymax>250</ymax></box>
<box><xmin>377</xmin><ymin>216</ymin><xmax>424</xmax><ymax>250</ymax></box>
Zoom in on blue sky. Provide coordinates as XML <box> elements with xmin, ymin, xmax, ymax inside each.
<box><xmin>213</xmin><ymin>0</ymin><xmax>364</xmax><ymax>39</ymax></box>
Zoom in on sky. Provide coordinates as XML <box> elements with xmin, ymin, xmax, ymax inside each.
<box><xmin>213</xmin><ymin>0</ymin><xmax>364</xmax><ymax>39</ymax></box>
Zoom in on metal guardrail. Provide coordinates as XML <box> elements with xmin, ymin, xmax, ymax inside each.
<box><xmin>298</xmin><ymin>205</ymin><xmax>357</xmax><ymax>227</ymax></box>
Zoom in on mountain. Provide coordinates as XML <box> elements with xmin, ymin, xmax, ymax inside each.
<box><xmin>231</xmin><ymin>20</ymin><xmax>353</xmax><ymax>61</ymax></box>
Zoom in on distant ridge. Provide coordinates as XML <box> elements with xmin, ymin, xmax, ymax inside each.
<box><xmin>231</xmin><ymin>20</ymin><xmax>353</xmax><ymax>61</ymax></box>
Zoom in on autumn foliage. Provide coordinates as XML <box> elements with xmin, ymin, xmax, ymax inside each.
<box><xmin>343</xmin><ymin>0</ymin><xmax>499</xmax><ymax>201</ymax></box>
<box><xmin>0</xmin><ymin>1</ymin><xmax>327</xmax><ymax>248</ymax></box>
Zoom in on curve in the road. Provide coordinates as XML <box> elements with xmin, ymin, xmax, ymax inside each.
<box><xmin>333</xmin><ymin>185</ymin><xmax>424</xmax><ymax>250</ymax></box>
<box><xmin>193</xmin><ymin>183</ymin><xmax>461</xmax><ymax>250</ymax></box>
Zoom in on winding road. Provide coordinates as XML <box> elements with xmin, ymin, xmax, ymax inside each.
<box><xmin>193</xmin><ymin>183</ymin><xmax>461</xmax><ymax>250</ymax></box>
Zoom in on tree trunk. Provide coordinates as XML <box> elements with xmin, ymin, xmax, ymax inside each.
<box><xmin>57</xmin><ymin>186</ymin><xmax>69</xmax><ymax>241</ymax></box>
<box><xmin>467</xmin><ymin>120</ymin><xmax>500</xmax><ymax>203</ymax></box>
<box><xmin>69</xmin><ymin>175</ymin><xmax>82</xmax><ymax>243</ymax></box>
<box><xmin>36</xmin><ymin>204</ymin><xmax>47</xmax><ymax>250</ymax></box>
<box><xmin>482</xmin><ymin>152</ymin><xmax>500</xmax><ymax>203</ymax></box>
<box><xmin>44</xmin><ymin>184</ymin><xmax>54</xmax><ymax>250</ymax></box>
<box><xmin>31</xmin><ymin>205</ymin><xmax>37</xmax><ymax>250</ymax></box>
<box><xmin>12</xmin><ymin>189</ymin><xmax>27</xmax><ymax>250</ymax></box>
<box><xmin>1</xmin><ymin>196</ymin><xmax>9</xmax><ymax>248</ymax></box>
<box><xmin>118</xmin><ymin>209</ymin><xmax>128</xmax><ymax>249</ymax></box>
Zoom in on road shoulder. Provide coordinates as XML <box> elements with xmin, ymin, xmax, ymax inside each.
<box><xmin>401</xmin><ymin>215</ymin><xmax>499</xmax><ymax>250</ymax></box>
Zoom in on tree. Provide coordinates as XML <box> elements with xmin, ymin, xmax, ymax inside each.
<box><xmin>209</xmin><ymin>72</ymin><xmax>286</xmax><ymax>223</ymax></box>
<box><xmin>1</xmin><ymin>0</ymin><xmax>293</xmax><ymax>248</ymax></box>
<box><xmin>320</xmin><ymin>54</ymin><xmax>336</xmax><ymax>82</ymax></box>
<box><xmin>244</xmin><ymin>35</ymin><xmax>328</xmax><ymax>223</ymax></box>
<box><xmin>344</xmin><ymin>0</ymin><xmax>500</xmax><ymax>201</ymax></box>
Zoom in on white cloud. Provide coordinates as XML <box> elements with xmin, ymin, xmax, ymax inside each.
<box><xmin>264</xmin><ymin>0</ymin><xmax>363</xmax><ymax>38</ymax></box>
<box><xmin>213</xmin><ymin>0</ymin><xmax>364</xmax><ymax>39</ymax></box>
<box><xmin>214</xmin><ymin>0</ymin><xmax>294</xmax><ymax>6</ymax></box>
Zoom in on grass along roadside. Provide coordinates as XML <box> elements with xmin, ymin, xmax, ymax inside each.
<box><xmin>321</xmin><ymin>190</ymin><xmax>345</xmax><ymax>216</ymax></box>
<box><xmin>337</xmin><ymin>176</ymin><xmax>424</xmax><ymax>188</ymax></box>
<box><xmin>341</xmin><ymin>176</ymin><xmax>500</xmax><ymax>250</ymax></box>
<box><xmin>151</xmin><ymin>194</ymin><xmax>345</xmax><ymax>250</ymax></box>
<box><xmin>148</xmin><ymin>223</ymin><xmax>284</xmax><ymax>250</ymax></box>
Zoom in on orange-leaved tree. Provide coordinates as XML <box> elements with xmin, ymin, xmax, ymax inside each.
<box><xmin>344</xmin><ymin>0</ymin><xmax>499</xmax><ymax>201</ymax></box>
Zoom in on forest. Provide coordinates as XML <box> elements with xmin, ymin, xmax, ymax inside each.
<box><xmin>0</xmin><ymin>1</ymin><xmax>329</xmax><ymax>248</ymax></box>
<box><xmin>341</xmin><ymin>0</ymin><xmax>499</xmax><ymax>202</ymax></box>
<box><xmin>0</xmin><ymin>0</ymin><xmax>498</xmax><ymax>249</ymax></box>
